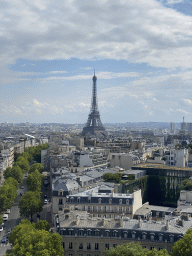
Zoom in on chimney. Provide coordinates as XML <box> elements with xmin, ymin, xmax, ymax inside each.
<box><xmin>165</xmin><ymin>220</ymin><xmax>169</xmax><ymax>230</ymax></box>
<box><xmin>76</xmin><ymin>216</ymin><xmax>80</xmax><ymax>226</ymax></box>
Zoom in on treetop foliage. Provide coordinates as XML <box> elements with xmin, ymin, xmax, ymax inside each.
<box><xmin>19</xmin><ymin>191</ymin><xmax>43</xmax><ymax>221</ymax></box>
<box><xmin>181</xmin><ymin>179</ymin><xmax>192</xmax><ymax>191</ymax></box>
<box><xmin>105</xmin><ymin>242</ymin><xmax>169</xmax><ymax>256</ymax></box>
<box><xmin>8</xmin><ymin>219</ymin><xmax>63</xmax><ymax>256</ymax></box>
<box><xmin>29</xmin><ymin>163</ymin><xmax>44</xmax><ymax>174</ymax></box>
<box><xmin>24</xmin><ymin>143</ymin><xmax>49</xmax><ymax>163</ymax></box>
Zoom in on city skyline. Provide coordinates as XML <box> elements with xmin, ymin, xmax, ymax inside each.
<box><xmin>1</xmin><ymin>0</ymin><xmax>192</xmax><ymax>124</ymax></box>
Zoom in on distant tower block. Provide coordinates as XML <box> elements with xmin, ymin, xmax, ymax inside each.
<box><xmin>82</xmin><ymin>71</ymin><xmax>105</xmax><ymax>136</ymax></box>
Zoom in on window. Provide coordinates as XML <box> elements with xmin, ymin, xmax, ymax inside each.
<box><xmin>126</xmin><ymin>199</ymin><xmax>129</xmax><ymax>205</ymax></box>
<box><xmin>95</xmin><ymin>243</ymin><xmax>99</xmax><ymax>250</ymax></box>
<box><xmin>87</xmin><ymin>230</ymin><xmax>92</xmax><ymax>236</ymax></box>
<box><xmin>142</xmin><ymin>234</ymin><xmax>146</xmax><ymax>240</ymax></box>
<box><xmin>69</xmin><ymin>254</ymin><xmax>73</xmax><ymax>256</ymax></box>
<box><xmin>88</xmin><ymin>197</ymin><xmax>91</xmax><ymax>203</ymax></box>
<box><xmin>150</xmin><ymin>247</ymin><xmax>154</xmax><ymax>250</ymax></box>
<box><xmin>69</xmin><ymin>242</ymin><xmax>73</xmax><ymax>249</ymax></box>
<box><xmin>95</xmin><ymin>231</ymin><xmax>100</xmax><ymax>236</ymax></box>
<box><xmin>98</xmin><ymin>198</ymin><xmax>101</xmax><ymax>204</ymax></box>
<box><xmin>159</xmin><ymin>235</ymin><xmax>163</xmax><ymax>241</ymax></box>
<box><xmin>124</xmin><ymin>232</ymin><xmax>127</xmax><ymax>238</ymax></box>
<box><xmin>79</xmin><ymin>230</ymin><xmax>84</xmax><ymax>236</ymax></box>
<box><xmin>105</xmin><ymin>244</ymin><xmax>109</xmax><ymax>249</ymax></box>
<box><xmin>59</xmin><ymin>207</ymin><xmax>63</xmax><ymax>211</ymax></box>
<box><xmin>119</xmin><ymin>199</ymin><xmax>122</xmax><ymax>205</ymax></box>
<box><xmin>132</xmin><ymin>233</ymin><xmax>135</xmax><ymax>239</ymax></box>
<box><xmin>113</xmin><ymin>244</ymin><xmax>117</xmax><ymax>248</ymax></box>
<box><xmin>151</xmin><ymin>234</ymin><xmax>154</xmax><ymax>240</ymax></box>
<box><xmin>170</xmin><ymin>236</ymin><xmax>174</xmax><ymax>243</ymax></box>
<box><xmin>62</xmin><ymin>242</ymin><xmax>65</xmax><ymax>248</ymax></box>
<box><xmin>113</xmin><ymin>231</ymin><xmax>118</xmax><ymax>237</ymax></box>
<box><xmin>79</xmin><ymin>243</ymin><xmax>83</xmax><ymax>249</ymax></box>
<box><xmin>70</xmin><ymin>197</ymin><xmax>73</xmax><ymax>203</ymax></box>
<box><xmin>109</xmin><ymin>198</ymin><xmax>112</xmax><ymax>204</ymax></box>
<box><xmin>69</xmin><ymin>230</ymin><xmax>73</xmax><ymax>236</ymax></box>
<box><xmin>59</xmin><ymin>198</ymin><xmax>63</xmax><ymax>205</ymax></box>
<box><xmin>87</xmin><ymin>243</ymin><xmax>91</xmax><ymax>250</ymax></box>
<box><xmin>77</xmin><ymin>197</ymin><xmax>80</xmax><ymax>203</ymax></box>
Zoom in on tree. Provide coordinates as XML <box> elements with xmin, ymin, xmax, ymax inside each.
<box><xmin>19</xmin><ymin>191</ymin><xmax>43</xmax><ymax>221</ymax></box>
<box><xmin>4</xmin><ymin>177</ymin><xmax>18</xmax><ymax>190</ymax></box>
<box><xmin>14</xmin><ymin>157</ymin><xmax>29</xmax><ymax>173</ymax></box>
<box><xmin>4</xmin><ymin>165</ymin><xmax>23</xmax><ymax>183</ymax></box>
<box><xmin>0</xmin><ymin>184</ymin><xmax>17</xmax><ymax>212</ymax></box>
<box><xmin>8</xmin><ymin>219</ymin><xmax>63</xmax><ymax>256</ymax></box>
<box><xmin>26</xmin><ymin>169</ymin><xmax>43</xmax><ymax>191</ymax></box>
<box><xmin>171</xmin><ymin>229</ymin><xmax>192</xmax><ymax>256</ymax></box>
<box><xmin>19</xmin><ymin>152</ymin><xmax>33</xmax><ymax>162</ymax></box>
<box><xmin>105</xmin><ymin>242</ymin><xmax>169</xmax><ymax>256</ymax></box>
<box><xmin>0</xmin><ymin>215</ymin><xmax>3</xmax><ymax>225</ymax></box>
<box><xmin>181</xmin><ymin>179</ymin><xmax>192</xmax><ymax>191</ymax></box>
<box><xmin>34</xmin><ymin>220</ymin><xmax>50</xmax><ymax>231</ymax></box>
<box><xmin>29</xmin><ymin>163</ymin><xmax>45</xmax><ymax>174</ymax></box>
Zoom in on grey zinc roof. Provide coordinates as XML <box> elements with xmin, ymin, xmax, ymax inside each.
<box><xmin>58</xmin><ymin>211</ymin><xmax>192</xmax><ymax>235</ymax></box>
<box><xmin>53</xmin><ymin>178</ymin><xmax>80</xmax><ymax>192</ymax></box>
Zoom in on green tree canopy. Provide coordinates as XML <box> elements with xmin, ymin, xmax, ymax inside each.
<box><xmin>19</xmin><ymin>191</ymin><xmax>43</xmax><ymax>221</ymax></box>
<box><xmin>181</xmin><ymin>179</ymin><xmax>192</xmax><ymax>191</ymax></box>
<box><xmin>103</xmin><ymin>173</ymin><xmax>123</xmax><ymax>183</ymax></box>
<box><xmin>4</xmin><ymin>177</ymin><xmax>18</xmax><ymax>189</ymax></box>
<box><xmin>171</xmin><ymin>229</ymin><xmax>192</xmax><ymax>256</ymax></box>
<box><xmin>19</xmin><ymin>152</ymin><xmax>33</xmax><ymax>162</ymax></box>
<box><xmin>0</xmin><ymin>215</ymin><xmax>3</xmax><ymax>225</ymax></box>
<box><xmin>26</xmin><ymin>169</ymin><xmax>44</xmax><ymax>191</ymax></box>
<box><xmin>34</xmin><ymin>220</ymin><xmax>50</xmax><ymax>231</ymax></box>
<box><xmin>29</xmin><ymin>163</ymin><xmax>44</xmax><ymax>174</ymax></box>
<box><xmin>105</xmin><ymin>242</ymin><xmax>169</xmax><ymax>256</ymax></box>
<box><xmin>8</xmin><ymin>219</ymin><xmax>63</xmax><ymax>256</ymax></box>
<box><xmin>4</xmin><ymin>165</ymin><xmax>23</xmax><ymax>183</ymax></box>
<box><xmin>14</xmin><ymin>156</ymin><xmax>29</xmax><ymax>173</ymax></box>
<box><xmin>0</xmin><ymin>184</ymin><xmax>17</xmax><ymax>212</ymax></box>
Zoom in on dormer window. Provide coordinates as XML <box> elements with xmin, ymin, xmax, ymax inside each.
<box><xmin>70</xmin><ymin>197</ymin><xmax>73</xmax><ymax>203</ymax></box>
<box><xmin>170</xmin><ymin>235</ymin><xmax>174</xmax><ymax>243</ymax></box>
<box><xmin>109</xmin><ymin>198</ymin><xmax>112</xmax><ymax>204</ymax></box>
<box><xmin>119</xmin><ymin>199</ymin><xmax>122</xmax><ymax>205</ymax></box>
<box><xmin>126</xmin><ymin>199</ymin><xmax>129</xmax><ymax>205</ymax></box>
<box><xmin>150</xmin><ymin>233</ymin><xmax>155</xmax><ymax>240</ymax></box>
<box><xmin>59</xmin><ymin>191</ymin><xmax>63</xmax><ymax>196</ymax></box>
<box><xmin>77</xmin><ymin>197</ymin><xmax>80</xmax><ymax>203</ymax></box>
<box><xmin>88</xmin><ymin>197</ymin><xmax>91</xmax><ymax>203</ymax></box>
<box><xmin>98</xmin><ymin>198</ymin><xmax>101</xmax><ymax>204</ymax></box>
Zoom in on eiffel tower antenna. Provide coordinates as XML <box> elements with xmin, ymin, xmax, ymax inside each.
<box><xmin>82</xmin><ymin>71</ymin><xmax>105</xmax><ymax>136</ymax></box>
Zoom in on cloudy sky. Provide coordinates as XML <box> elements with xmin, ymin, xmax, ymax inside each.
<box><xmin>1</xmin><ymin>0</ymin><xmax>192</xmax><ymax>124</ymax></box>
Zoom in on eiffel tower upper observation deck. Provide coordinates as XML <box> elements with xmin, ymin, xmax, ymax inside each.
<box><xmin>82</xmin><ymin>71</ymin><xmax>106</xmax><ymax>136</ymax></box>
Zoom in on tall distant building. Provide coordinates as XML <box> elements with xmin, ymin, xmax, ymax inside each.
<box><xmin>180</xmin><ymin>117</ymin><xmax>188</xmax><ymax>133</ymax></box>
<box><xmin>82</xmin><ymin>72</ymin><xmax>105</xmax><ymax>136</ymax></box>
<box><xmin>170</xmin><ymin>122</ymin><xmax>175</xmax><ymax>134</ymax></box>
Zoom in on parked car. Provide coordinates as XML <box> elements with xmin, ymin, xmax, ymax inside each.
<box><xmin>21</xmin><ymin>186</ymin><xmax>24</xmax><ymax>189</ymax></box>
<box><xmin>5</xmin><ymin>209</ymin><xmax>10</xmax><ymax>214</ymax></box>
<box><xmin>44</xmin><ymin>194</ymin><xmax>47</xmax><ymax>199</ymax></box>
<box><xmin>44</xmin><ymin>199</ymin><xmax>48</xmax><ymax>204</ymax></box>
<box><xmin>1</xmin><ymin>236</ymin><xmax>8</xmax><ymax>243</ymax></box>
<box><xmin>1</xmin><ymin>223</ymin><xmax>5</xmax><ymax>228</ymax></box>
<box><xmin>0</xmin><ymin>226</ymin><xmax>3</xmax><ymax>232</ymax></box>
<box><xmin>3</xmin><ymin>214</ymin><xmax>8</xmax><ymax>221</ymax></box>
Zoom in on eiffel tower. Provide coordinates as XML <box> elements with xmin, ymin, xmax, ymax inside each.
<box><xmin>82</xmin><ymin>71</ymin><xmax>105</xmax><ymax>136</ymax></box>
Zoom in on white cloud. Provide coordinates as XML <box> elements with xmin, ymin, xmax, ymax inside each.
<box><xmin>1</xmin><ymin>0</ymin><xmax>192</xmax><ymax>83</ymax></box>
